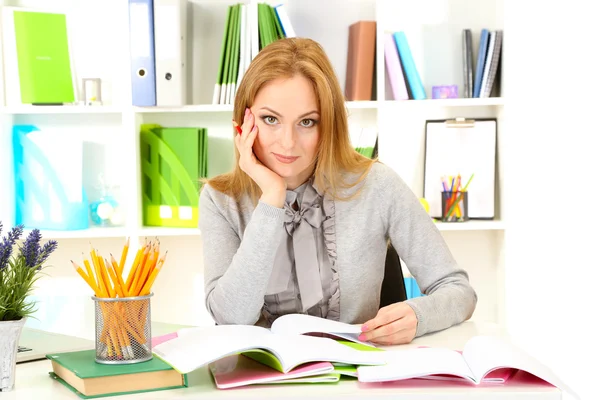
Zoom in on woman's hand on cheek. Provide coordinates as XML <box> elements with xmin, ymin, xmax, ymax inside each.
<box><xmin>358</xmin><ymin>302</ymin><xmax>418</xmax><ymax>345</ymax></box>
<box><xmin>234</xmin><ymin>108</ymin><xmax>286</xmax><ymax>207</ymax></box>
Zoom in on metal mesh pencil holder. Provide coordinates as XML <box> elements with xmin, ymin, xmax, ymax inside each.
<box><xmin>92</xmin><ymin>293</ymin><xmax>153</xmax><ymax>364</ymax></box>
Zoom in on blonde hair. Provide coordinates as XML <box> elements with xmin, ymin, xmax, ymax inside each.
<box><xmin>206</xmin><ymin>37</ymin><xmax>376</xmax><ymax>203</ymax></box>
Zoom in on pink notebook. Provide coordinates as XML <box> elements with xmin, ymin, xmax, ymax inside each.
<box><xmin>210</xmin><ymin>354</ymin><xmax>337</xmax><ymax>389</ymax></box>
<box><xmin>151</xmin><ymin>332</ymin><xmax>178</xmax><ymax>347</ymax></box>
<box><xmin>415</xmin><ymin>348</ymin><xmax>516</xmax><ymax>384</ymax></box>
<box><xmin>384</xmin><ymin>32</ymin><xmax>409</xmax><ymax>100</ymax></box>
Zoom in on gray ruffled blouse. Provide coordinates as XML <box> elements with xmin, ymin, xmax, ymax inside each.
<box><xmin>261</xmin><ymin>177</ymin><xmax>340</xmax><ymax>325</ymax></box>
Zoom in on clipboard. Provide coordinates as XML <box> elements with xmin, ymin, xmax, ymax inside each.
<box><xmin>423</xmin><ymin>117</ymin><xmax>497</xmax><ymax>219</ymax></box>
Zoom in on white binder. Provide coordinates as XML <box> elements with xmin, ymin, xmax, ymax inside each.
<box><xmin>153</xmin><ymin>0</ymin><xmax>187</xmax><ymax>106</ymax></box>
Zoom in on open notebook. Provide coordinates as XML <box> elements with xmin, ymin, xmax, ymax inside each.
<box><xmin>357</xmin><ymin>335</ymin><xmax>578</xmax><ymax>398</ymax></box>
<box><xmin>153</xmin><ymin>314</ymin><xmax>385</xmax><ymax>375</ymax></box>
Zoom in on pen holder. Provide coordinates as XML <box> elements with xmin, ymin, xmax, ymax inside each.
<box><xmin>93</xmin><ymin>293</ymin><xmax>153</xmax><ymax>365</ymax></box>
<box><xmin>441</xmin><ymin>191</ymin><xmax>469</xmax><ymax>222</ymax></box>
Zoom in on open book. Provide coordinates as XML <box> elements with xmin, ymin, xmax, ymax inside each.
<box><xmin>357</xmin><ymin>335</ymin><xmax>577</xmax><ymax>398</ymax></box>
<box><xmin>153</xmin><ymin>314</ymin><xmax>385</xmax><ymax>375</ymax></box>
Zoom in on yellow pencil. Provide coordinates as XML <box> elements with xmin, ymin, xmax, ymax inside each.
<box><xmin>140</xmin><ymin>252</ymin><xmax>167</xmax><ymax>296</ymax></box>
<box><xmin>71</xmin><ymin>261</ymin><xmax>99</xmax><ymax>295</ymax></box>
<box><xmin>118</xmin><ymin>237</ymin><xmax>129</xmax><ymax>276</ymax></box>
<box><xmin>110</xmin><ymin>254</ymin><xmax>130</xmax><ymax>297</ymax></box>
<box><xmin>125</xmin><ymin>246</ymin><xmax>143</xmax><ymax>290</ymax></box>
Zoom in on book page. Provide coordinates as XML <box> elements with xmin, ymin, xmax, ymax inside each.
<box><xmin>265</xmin><ymin>334</ymin><xmax>386</xmax><ymax>372</ymax></box>
<box><xmin>357</xmin><ymin>347</ymin><xmax>475</xmax><ymax>383</ymax></box>
<box><xmin>153</xmin><ymin>324</ymin><xmax>385</xmax><ymax>374</ymax></box>
<box><xmin>271</xmin><ymin>314</ymin><xmax>366</xmax><ymax>345</ymax></box>
<box><xmin>463</xmin><ymin>335</ymin><xmax>576</xmax><ymax>396</ymax></box>
<box><xmin>153</xmin><ymin>325</ymin><xmax>274</xmax><ymax>373</ymax></box>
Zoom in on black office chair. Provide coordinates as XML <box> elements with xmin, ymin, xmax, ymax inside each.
<box><xmin>379</xmin><ymin>244</ymin><xmax>408</xmax><ymax>308</ymax></box>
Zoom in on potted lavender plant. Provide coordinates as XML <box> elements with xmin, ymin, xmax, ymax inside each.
<box><xmin>0</xmin><ymin>222</ymin><xmax>58</xmax><ymax>392</ymax></box>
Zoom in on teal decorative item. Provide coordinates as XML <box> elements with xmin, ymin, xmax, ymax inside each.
<box><xmin>89</xmin><ymin>175</ymin><xmax>123</xmax><ymax>227</ymax></box>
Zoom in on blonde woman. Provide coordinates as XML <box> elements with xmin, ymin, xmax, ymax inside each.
<box><xmin>200</xmin><ymin>38</ymin><xmax>477</xmax><ymax>345</ymax></box>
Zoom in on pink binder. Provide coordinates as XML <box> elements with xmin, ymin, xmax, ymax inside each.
<box><xmin>384</xmin><ymin>32</ymin><xmax>409</xmax><ymax>100</ymax></box>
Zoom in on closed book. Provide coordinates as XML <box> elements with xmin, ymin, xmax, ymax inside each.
<box><xmin>481</xmin><ymin>30</ymin><xmax>503</xmax><ymax>98</ymax></box>
<box><xmin>47</xmin><ymin>349</ymin><xmax>187</xmax><ymax>399</ymax></box>
<box><xmin>462</xmin><ymin>29</ymin><xmax>474</xmax><ymax>98</ymax></box>
<box><xmin>3</xmin><ymin>8</ymin><xmax>75</xmax><ymax>105</ymax></box>
<box><xmin>344</xmin><ymin>21</ymin><xmax>376</xmax><ymax>101</ymax></box>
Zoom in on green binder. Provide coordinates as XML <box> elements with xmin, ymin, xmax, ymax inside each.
<box><xmin>13</xmin><ymin>10</ymin><xmax>75</xmax><ymax>104</ymax></box>
<box><xmin>46</xmin><ymin>349</ymin><xmax>188</xmax><ymax>399</ymax></box>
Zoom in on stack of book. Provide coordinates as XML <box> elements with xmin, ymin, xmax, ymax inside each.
<box><xmin>464</xmin><ymin>28</ymin><xmax>503</xmax><ymax>98</ymax></box>
<box><xmin>213</xmin><ymin>2</ymin><xmax>295</xmax><ymax>105</ymax></box>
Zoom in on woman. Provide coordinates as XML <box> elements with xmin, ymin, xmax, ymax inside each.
<box><xmin>200</xmin><ymin>38</ymin><xmax>477</xmax><ymax>345</ymax></box>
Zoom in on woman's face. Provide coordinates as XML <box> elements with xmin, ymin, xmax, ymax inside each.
<box><xmin>250</xmin><ymin>74</ymin><xmax>320</xmax><ymax>190</ymax></box>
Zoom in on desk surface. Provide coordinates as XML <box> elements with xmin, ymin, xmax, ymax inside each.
<box><xmin>8</xmin><ymin>321</ymin><xmax>561</xmax><ymax>399</ymax></box>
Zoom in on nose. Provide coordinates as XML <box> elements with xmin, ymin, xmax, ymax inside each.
<box><xmin>279</xmin><ymin>124</ymin><xmax>296</xmax><ymax>150</ymax></box>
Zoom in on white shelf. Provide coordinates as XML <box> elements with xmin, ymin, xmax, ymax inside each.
<box><xmin>133</xmin><ymin>104</ymin><xmax>234</xmax><ymax>113</ymax></box>
<box><xmin>30</xmin><ymin>226</ymin><xmax>202</xmax><ymax>240</ymax></box>
<box><xmin>435</xmin><ymin>220</ymin><xmax>505</xmax><ymax>231</ymax></box>
<box><xmin>32</xmin><ymin>227</ymin><xmax>130</xmax><ymax>240</ymax></box>
<box><xmin>138</xmin><ymin>227</ymin><xmax>201</xmax><ymax>237</ymax></box>
<box><xmin>383</xmin><ymin>98</ymin><xmax>504</xmax><ymax>108</ymax></box>
<box><xmin>346</xmin><ymin>101</ymin><xmax>379</xmax><ymax>109</ymax></box>
<box><xmin>1</xmin><ymin>105</ymin><xmax>124</xmax><ymax>114</ymax></box>
<box><xmin>30</xmin><ymin>221</ymin><xmax>503</xmax><ymax>240</ymax></box>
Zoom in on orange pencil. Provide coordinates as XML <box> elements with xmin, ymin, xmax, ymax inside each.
<box><xmin>118</xmin><ymin>237</ymin><xmax>130</xmax><ymax>276</ymax></box>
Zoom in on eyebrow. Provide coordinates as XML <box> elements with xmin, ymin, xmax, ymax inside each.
<box><xmin>259</xmin><ymin>106</ymin><xmax>320</xmax><ymax>119</ymax></box>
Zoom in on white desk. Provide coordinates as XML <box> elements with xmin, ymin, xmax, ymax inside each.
<box><xmin>8</xmin><ymin>321</ymin><xmax>561</xmax><ymax>399</ymax></box>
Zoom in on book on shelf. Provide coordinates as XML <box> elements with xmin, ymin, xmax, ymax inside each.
<box><xmin>47</xmin><ymin>349</ymin><xmax>187</xmax><ymax>399</ymax></box>
<box><xmin>345</xmin><ymin>20</ymin><xmax>376</xmax><ymax>101</ymax></box>
<box><xmin>383</xmin><ymin>30</ymin><xmax>426</xmax><ymax>100</ymax></box>
<box><xmin>213</xmin><ymin>2</ymin><xmax>294</xmax><ymax>105</ymax></box>
<box><xmin>152</xmin><ymin>314</ymin><xmax>386</xmax><ymax>375</ymax></box>
<box><xmin>462</xmin><ymin>29</ymin><xmax>474</xmax><ymax>98</ymax></box>
<box><xmin>472</xmin><ymin>28</ymin><xmax>503</xmax><ymax>98</ymax></box>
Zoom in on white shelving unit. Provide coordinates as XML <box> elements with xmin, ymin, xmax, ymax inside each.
<box><xmin>0</xmin><ymin>0</ymin><xmax>506</xmax><ymax>331</ymax></box>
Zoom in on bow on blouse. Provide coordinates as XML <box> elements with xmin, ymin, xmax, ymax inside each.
<box><xmin>266</xmin><ymin>185</ymin><xmax>325</xmax><ymax>312</ymax></box>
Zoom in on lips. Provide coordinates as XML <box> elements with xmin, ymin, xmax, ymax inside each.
<box><xmin>273</xmin><ymin>153</ymin><xmax>299</xmax><ymax>164</ymax></box>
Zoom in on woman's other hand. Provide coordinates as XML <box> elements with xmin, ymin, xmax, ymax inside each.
<box><xmin>358</xmin><ymin>302</ymin><xmax>418</xmax><ymax>345</ymax></box>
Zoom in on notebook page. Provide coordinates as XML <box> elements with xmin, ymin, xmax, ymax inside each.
<box><xmin>266</xmin><ymin>334</ymin><xmax>386</xmax><ymax>373</ymax></box>
<box><xmin>463</xmin><ymin>335</ymin><xmax>576</xmax><ymax>396</ymax></box>
<box><xmin>357</xmin><ymin>347</ymin><xmax>474</xmax><ymax>383</ymax></box>
<box><xmin>153</xmin><ymin>325</ymin><xmax>276</xmax><ymax>374</ymax></box>
<box><xmin>271</xmin><ymin>314</ymin><xmax>365</xmax><ymax>344</ymax></box>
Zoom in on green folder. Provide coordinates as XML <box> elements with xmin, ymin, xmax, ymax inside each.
<box><xmin>213</xmin><ymin>5</ymin><xmax>232</xmax><ymax>102</ymax></box>
<box><xmin>140</xmin><ymin>124</ymin><xmax>207</xmax><ymax>227</ymax></box>
<box><xmin>151</xmin><ymin>127</ymin><xmax>202</xmax><ymax>207</ymax></box>
<box><xmin>46</xmin><ymin>349</ymin><xmax>187</xmax><ymax>399</ymax></box>
<box><xmin>13</xmin><ymin>10</ymin><xmax>75</xmax><ymax>104</ymax></box>
<box><xmin>228</xmin><ymin>4</ymin><xmax>241</xmax><ymax>97</ymax></box>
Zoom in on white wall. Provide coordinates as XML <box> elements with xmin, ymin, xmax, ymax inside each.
<box><xmin>503</xmin><ymin>1</ymin><xmax>599</xmax><ymax>399</ymax></box>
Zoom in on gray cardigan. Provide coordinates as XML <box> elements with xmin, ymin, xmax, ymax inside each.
<box><xmin>199</xmin><ymin>162</ymin><xmax>477</xmax><ymax>337</ymax></box>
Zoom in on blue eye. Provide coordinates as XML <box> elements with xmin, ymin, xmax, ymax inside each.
<box><xmin>262</xmin><ymin>116</ymin><xmax>278</xmax><ymax>125</ymax></box>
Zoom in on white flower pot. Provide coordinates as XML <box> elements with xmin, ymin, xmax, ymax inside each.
<box><xmin>0</xmin><ymin>318</ymin><xmax>26</xmax><ymax>392</ymax></box>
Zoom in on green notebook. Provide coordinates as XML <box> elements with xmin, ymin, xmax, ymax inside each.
<box><xmin>13</xmin><ymin>10</ymin><xmax>75</xmax><ymax>104</ymax></box>
<box><xmin>47</xmin><ymin>349</ymin><xmax>188</xmax><ymax>399</ymax></box>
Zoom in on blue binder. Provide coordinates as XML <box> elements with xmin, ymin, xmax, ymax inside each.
<box><xmin>393</xmin><ymin>32</ymin><xmax>426</xmax><ymax>100</ymax></box>
<box><xmin>128</xmin><ymin>0</ymin><xmax>156</xmax><ymax>106</ymax></box>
